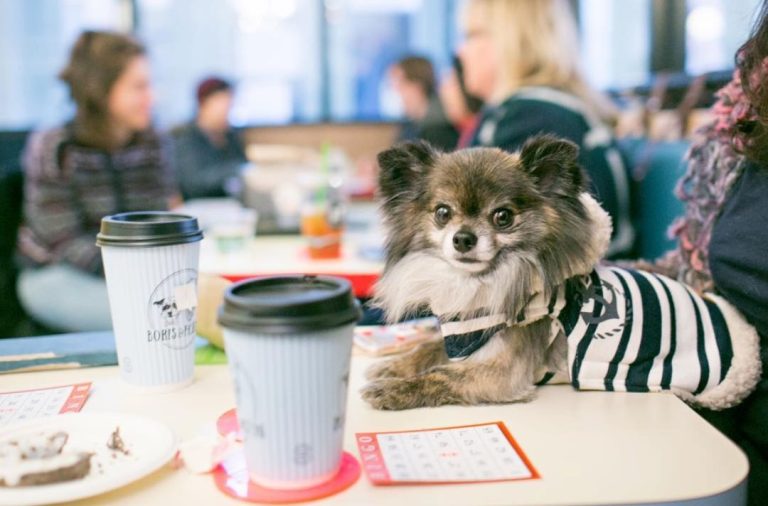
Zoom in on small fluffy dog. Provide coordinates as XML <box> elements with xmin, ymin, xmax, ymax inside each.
<box><xmin>362</xmin><ymin>135</ymin><xmax>760</xmax><ymax>411</ymax></box>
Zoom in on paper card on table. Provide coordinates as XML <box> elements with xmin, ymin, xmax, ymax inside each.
<box><xmin>353</xmin><ymin>318</ymin><xmax>440</xmax><ymax>356</ymax></box>
<box><xmin>356</xmin><ymin>422</ymin><xmax>539</xmax><ymax>485</ymax></box>
<box><xmin>0</xmin><ymin>382</ymin><xmax>92</xmax><ymax>426</ymax></box>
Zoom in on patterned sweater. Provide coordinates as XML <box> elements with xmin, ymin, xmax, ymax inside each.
<box><xmin>18</xmin><ymin>126</ymin><xmax>177</xmax><ymax>275</ymax></box>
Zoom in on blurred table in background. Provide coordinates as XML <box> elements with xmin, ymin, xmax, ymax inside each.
<box><xmin>196</xmin><ymin>200</ymin><xmax>385</xmax><ymax>298</ymax></box>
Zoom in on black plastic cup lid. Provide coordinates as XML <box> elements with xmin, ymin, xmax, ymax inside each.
<box><xmin>96</xmin><ymin>212</ymin><xmax>203</xmax><ymax>248</ymax></box>
<box><xmin>218</xmin><ymin>275</ymin><xmax>361</xmax><ymax>334</ymax></box>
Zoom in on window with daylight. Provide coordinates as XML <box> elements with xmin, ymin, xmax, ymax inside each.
<box><xmin>2</xmin><ymin>0</ymin><xmax>753</xmax><ymax>130</ymax></box>
<box><xmin>685</xmin><ymin>0</ymin><xmax>761</xmax><ymax>75</ymax></box>
<box><xmin>0</xmin><ymin>0</ymin><xmax>126</xmax><ymax>129</ymax></box>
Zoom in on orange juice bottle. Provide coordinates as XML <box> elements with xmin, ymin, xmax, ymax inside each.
<box><xmin>300</xmin><ymin>203</ymin><xmax>343</xmax><ymax>259</ymax></box>
<box><xmin>302</xmin><ymin>144</ymin><xmax>346</xmax><ymax>259</ymax></box>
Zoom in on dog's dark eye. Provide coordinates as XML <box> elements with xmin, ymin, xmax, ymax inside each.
<box><xmin>434</xmin><ymin>205</ymin><xmax>452</xmax><ymax>226</ymax></box>
<box><xmin>492</xmin><ymin>208</ymin><xmax>514</xmax><ymax>229</ymax></box>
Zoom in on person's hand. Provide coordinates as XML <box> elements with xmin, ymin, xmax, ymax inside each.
<box><xmin>168</xmin><ymin>193</ymin><xmax>184</xmax><ymax>210</ymax></box>
<box><xmin>196</xmin><ymin>273</ymin><xmax>233</xmax><ymax>349</ymax></box>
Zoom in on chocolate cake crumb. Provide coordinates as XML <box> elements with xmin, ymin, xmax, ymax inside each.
<box><xmin>106</xmin><ymin>427</ymin><xmax>129</xmax><ymax>456</ymax></box>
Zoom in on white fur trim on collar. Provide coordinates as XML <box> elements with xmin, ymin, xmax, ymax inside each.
<box><xmin>674</xmin><ymin>293</ymin><xmax>762</xmax><ymax>410</ymax></box>
<box><xmin>577</xmin><ymin>192</ymin><xmax>613</xmax><ymax>273</ymax></box>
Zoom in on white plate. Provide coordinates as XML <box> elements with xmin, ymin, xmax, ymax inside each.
<box><xmin>0</xmin><ymin>412</ymin><xmax>176</xmax><ymax>506</ymax></box>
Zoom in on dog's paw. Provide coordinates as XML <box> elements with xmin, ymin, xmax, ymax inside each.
<box><xmin>364</xmin><ymin>359</ymin><xmax>402</xmax><ymax>381</ymax></box>
<box><xmin>508</xmin><ymin>385</ymin><xmax>537</xmax><ymax>403</ymax></box>
<box><xmin>361</xmin><ymin>379</ymin><xmax>423</xmax><ymax>410</ymax></box>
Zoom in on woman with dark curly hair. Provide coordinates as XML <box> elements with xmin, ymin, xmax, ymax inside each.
<box><xmin>653</xmin><ymin>2</ymin><xmax>768</xmax><ymax>503</ymax></box>
<box><xmin>17</xmin><ymin>31</ymin><xmax>178</xmax><ymax>332</ymax></box>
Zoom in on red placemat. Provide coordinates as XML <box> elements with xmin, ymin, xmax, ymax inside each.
<box><xmin>213</xmin><ymin>449</ymin><xmax>360</xmax><ymax>504</ymax></box>
<box><xmin>222</xmin><ymin>273</ymin><xmax>377</xmax><ymax>298</ymax></box>
<box><xmin>213</xmin><ymin>408</ymin><xmax>361</xmax><ymax>503</ymax></box>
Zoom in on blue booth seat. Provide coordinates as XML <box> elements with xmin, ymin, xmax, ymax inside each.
<box><xmin>0</xmin><ymin>130</ymin><xmax>29</xmax><ymax>337</ymax></box>
<box><xmin>619</xmin><ymin>138</ymin><xmax>690</xmax><ymax>262</ymax></box>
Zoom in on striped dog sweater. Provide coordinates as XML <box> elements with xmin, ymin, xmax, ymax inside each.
<box><xmin>439</xmin><ymin>266</ymin><xmax>761</xmax><ymax>410</ymax></box>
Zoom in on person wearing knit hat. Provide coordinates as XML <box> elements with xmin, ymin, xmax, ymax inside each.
<box><xmin>171</xmin><ymin>76</ymin><xmax>247</xmax><ymax>200</ymax></box>
<box><xmin>196</xmin><ymin>77</ymin><xmax>231</xmax><ymax>106</ymax></box>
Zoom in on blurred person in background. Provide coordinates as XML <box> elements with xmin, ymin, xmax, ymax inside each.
<box><xmin>389</xmin><ymin>55</ymin><xmax>459</xmax><ymax>151</ymax></box>
<box><xmin>440</xmin><ymin>55</ymin><xmax>484</xmax><ymax>149</ymax></box>
<box><xmin>17</xmin><ymin>30</ymin><xmax>177</xmax><ymax>332</ymax></box>
<box><xmin>459</xmin><ymin>0</ymin><xmax>634</xmax><ymax>258</ymax></box>
<box><xmin>172</xmin><ymin>77</ymin><xmax>246</xmax><ymax>200</ymax></box>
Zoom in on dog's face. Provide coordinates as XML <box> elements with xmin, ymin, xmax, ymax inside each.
<box><xmin>377</xmin><ymin>135</ymin><xmax>589</xmax><ymax>276</ymax></box>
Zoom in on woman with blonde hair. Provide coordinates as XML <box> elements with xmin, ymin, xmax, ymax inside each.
<box><xmin>460</xmin><ymin>0</ymin><xmax>633</xmax><ymax>258</ymax></box>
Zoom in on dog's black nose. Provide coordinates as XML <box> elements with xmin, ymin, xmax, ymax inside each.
<box><xmin>453</xmin><ymin>231</ymin><xmax>477</xmax><ymax>253</ymax></box>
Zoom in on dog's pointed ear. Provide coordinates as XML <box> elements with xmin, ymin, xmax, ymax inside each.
<box><xmin>377</xmin><ymin>140</ymin><xmax>437</xmax><ymax>200</ymax></box>
<box><xmin>519</xmin><ymin>134</ymin><xmax>586</xmax><ymax>196</ymax></box>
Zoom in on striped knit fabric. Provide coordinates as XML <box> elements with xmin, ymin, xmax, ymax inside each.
<box><xmin>559</xmin><ymin>266</ymin><xmax>733</xmax><ymax>394</ymax></box>
<box><xmin>18</xmin><ymin>127</ymin><xmax>176</xmax><ymax>275</ymax></box>
<box><xmin>440</xmin><ymin>288</ymin><xmax>565</xmax><ymax>361</ymax></box>
<box><xmin>438</xmin><ymin>265</ymin><xmax>761</xmax><ymax>409</ymax></box>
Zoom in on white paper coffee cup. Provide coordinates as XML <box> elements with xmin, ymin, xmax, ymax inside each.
<box><xmin>97</xmin><ymin>212</ymin><xmax>204</xmax><ymax>392</ymax></box>
<box><xmin>218</xmin><ymin>276</ymin><xmax>361</xmax><ymax>489</ymax></box>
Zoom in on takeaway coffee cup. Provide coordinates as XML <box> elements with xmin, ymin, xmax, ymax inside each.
<box><xmin>96</xmin><ymin>212</ymin><xmax>203</xmax><ymax>391</ymax></box>
<box><xmin>218</xmin><ymin>275</ymin><xmax>361</xmax><ymax>489</ymax></box>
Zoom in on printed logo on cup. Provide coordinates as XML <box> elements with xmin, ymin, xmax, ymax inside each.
<box><xmin>333</xmin><ymin>372</ymin><xmax>349</xmax><ymax>432</ymax></box>
<box><xmin>146</xmin><ymin>268</ymin><xmax>198</xmax><ymax>349</ymax></box>
<box><xmin>294</xmin><ymin>443</ymin><xmax>314</xmax><ymax>466</ymax></box>
<box><xmin>230</xmin><ymin>358</ymin><xmax>266</xmax><ymax>439</ymax></box>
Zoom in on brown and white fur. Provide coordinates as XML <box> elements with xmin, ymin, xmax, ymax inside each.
<box><xmin>362</xmin><ymin>135</ymin><xmax>612</xmax><ymax>410</ymax></box>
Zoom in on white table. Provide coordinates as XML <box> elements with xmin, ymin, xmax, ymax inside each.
<box><xmin>198</xmin><ymin>235</ymin><xmax>383</xmax><ymax>298</ymax></box>
<box><xmin>195</xmin><ymin>199</ymin><xmax>385</xmax><ymax>297</ymax></box>
<box><xmin>198</xmin><ymin>235</ymin><xmax>383</xmax><ymax>292</ymax></box>
<box><xmin>0</xmin><ymin>356</ymin><xmax>748</xmax><ymax>505</ymax></box>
